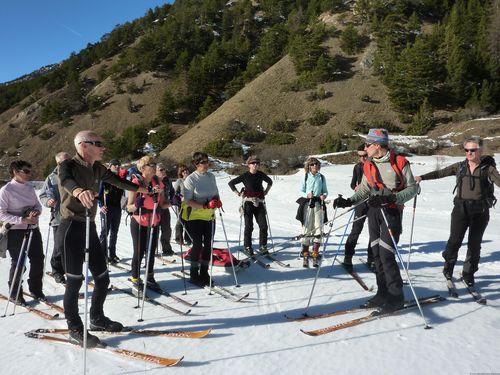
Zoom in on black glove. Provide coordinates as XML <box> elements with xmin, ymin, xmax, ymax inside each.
<box><xmin>333</xmin><ymin>197</ymin><xmax>352</xmax><ymax>209</ymax></box>
<box><xmin>367</xmin><ymin>194</ymin><xmax>397</xmax><ymax>208</ymax></box>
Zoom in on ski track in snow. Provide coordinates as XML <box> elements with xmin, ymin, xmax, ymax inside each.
<box><xmin>0</xmin><ymin>154</ymin><xmax>499</xmax><ymax>374</ymax></box>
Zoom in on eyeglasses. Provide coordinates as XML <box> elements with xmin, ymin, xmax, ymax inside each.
<box><xmin>19</xmin><ymin>169</ymin><xmax>31</xmax><ymax>174</ymax></box>
<box><xmin>249</xmin><ymin>162</ymin><xmax>260</xmax><ymax>165</ymax></box>
<box><xmin>182</xmin><ymin>169</ymin><xmax>189</xmax><ymax>173</ymax></box>
<box><xmin>146</xmin><ymin>163</ymin><xmax>157</xmax><ymax>168</ymax></box>
<box><xmin>80</xmin><ymin>140</ymin><xmax>105</xmax><ymax>148</ymax></box>
<box><xmin>157</xmin><ymin>168</ymin><xmax>166</xmax><ymax>172</ymax></box>
<box><xmin>365</xmin><ymin>143</ymin><xmax>374</xmax><ymax>148</ymax></box>
<box><xmin>464</xmin><ymin>148</ymin><xmax>479</xmax><ymax>153</ymax></box>
<box><xmin>198</xmin><ymin>160</ymin><xmax>209</xmax><ymax>165</ymax></box>
<box><xmin>309</xmin><ymin>163</ymin><xmax>319</xmax><ymax>167</ymax></box>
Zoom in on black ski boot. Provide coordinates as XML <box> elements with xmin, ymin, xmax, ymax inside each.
<box><xmin>69</xmin><ymin>327</ymin><xmax>101</xmax><ymax>348</ymax></box>
<box><xmin>243</xmin><ymin>247</ymin><xmax>254</xmax><ymax>257</ymax></box>
<box><xmin>258</xmin><ymin>245</ymin><xmax>269</xmax><ymax>256</ymax></box>
<box><xmin>377</xmin><ymin>294</ymin><xmax>404</xmax><ymax>314</ymax></box>
<box><xmin>360</xmin><ymin>293</ymin><xmax>388</xmax><ymax>309</ymax></box>
<box><xmin>146</xmin><ymin>276</ymin><xmax>161</xmax><ymax>292</ymax></box>
<box><xmin>462</xmin><ymin>271</ymin><xmax>474</xmax><ymax>287</ymax></box>
<box><xmin>199</xmin><ymin>265</ymin><xmax>212</xmax><ymax>287</ymax></box>
<box><xmin>90</xmin><ymin>315</ymin><xmax>124</xmax><ymax>332</ymax></box>
<box><xmin>30</xmin><ymin>291</ymin><xmax>48</xmax><ymax>302</ymax></box>
<box><xmin>190</xmin><ymin>266</ymin><xmax>201</xmax><ymax>285</ymax></box>
<box><xmin>443</xmin><ymin>261</ymin><xmax>455</xmax><ymax>280</ymax></box>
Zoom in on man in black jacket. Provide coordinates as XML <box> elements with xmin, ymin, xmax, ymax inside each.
<box><xmin>98</xmin><ymin>159</ymin><xmax>124</xmax><ymax>264</ymax></box>
<box><xmin>343</xmin><ymin>145</ymin><xmax>373</xmax><ymax>270</ymax></box>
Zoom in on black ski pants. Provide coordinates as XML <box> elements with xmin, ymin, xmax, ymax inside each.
<box><xmin>345</xmin><ymin>202</ymin><xmax>372</xmax><ymax>259</ymax></box>
<box><xmin>243</xmin><ymin>201</ymin><xmax>268</xmax><ymax>249</ymax></box>
<box><xmin>185</xmin><ymin>219</ymin><xmax>213</xmax><ymax>268</ymax></box>
<box><xmin>99</xmin><ymin>206</ymin><xmax>122</xmax><ymax>259</ymax></box>
<box><xmin>368</xmin><ymin>207</ymin><xmax>403</xmax><ymax>300</ymax></box>
<box><xmin>158</xmin><ymin>208</ymin><xmax>172</xmax><ymax>253</ymax></box>
<box><xmin>7</xmin><ymin>228</ymin><xmax>44</xmax><ymax>297</ymax></box>
<box><xmin>58</xmin><ymin>219</ymin><xmax>110</xmax><ymax>331</ymax></box>
<box><xmin>443</xmin><ymin>199</ymin><xmax>489</xmax><ymax>276</ymax></box>
<box><xmin>50</xmin><ymin>225</ymin><xmax>64</xmax><ymax>275</ymax></box>
<box><xmin>175</xmin><ymin>216</ymin><xmax>190</xmax><ymax>244</ymax></box>
<box><xmin>130</xmin><ymin>218</ymin><xmax>158</xmax><ymax>279</ymax></box>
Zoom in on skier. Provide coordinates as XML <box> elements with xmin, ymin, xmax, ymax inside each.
<box><xmin>343</xmin><ymin>145</ymin><xmax>373</xmax><ymax>271</ymax></box>
<box><xmin>415</xmin><ymin>136</ymin><xmax>500</xmax><ymax>286</ymax></box>
<box><xmin>173</xmin><ymin>164</ymin><xmax>191</xmax><ymax>245</ymax></box>
<box><xmin>98</xmin><ymin>159</ymin><xmax>124</xmax><ymax>264</ymax></box>
<box><xmin>333</xmin><ymin>129</ymin><xmax>417</xmax><ymax>312</ymax></box>
<box><xmin>297</xmin><ymin>157</ymin><xmax>328</xmax><ymax>267</ymax></box>
<box><xmin>182</xmin><ymin>152</ymin><xmax>221</xmax><ymax>286</ymax></box>
<box><xmin>228</xmin><ymin>155</ymin><xmax>273</xmax><ymax>256</ymax></box>
<box><xmin>156</xmin><ymin>162</ymin><xmax>175</xmax><ymax>256</ymax></box>
<box><xmin>126</xmin><ymin>156</ymin><xmax>171</xmax><ymax>294</ymax></box>
<box><xmin>57</xmin><ymin>130</ymin><xmax>148</xmax><ymax>347</ymax></box>
<box><xmin>0</xmin><ymin>160</ymin><xmax>45</xmax><ymax>304</ymax></box>
<box><xmin>39</xmin><ymin>151</ymin><xmax>71</xmax><ymax>284</ymax></box>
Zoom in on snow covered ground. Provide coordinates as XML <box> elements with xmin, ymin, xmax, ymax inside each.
<box><xmin>1</xmin><ymin>154</ymin><xmax>499</xmax><ymax>375</ymax></box>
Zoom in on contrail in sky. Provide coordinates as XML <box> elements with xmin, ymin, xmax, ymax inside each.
<box><xmin>61</xmin><ymin>24</ymin><xmax>82</xmax><ymax>37</ymax></box>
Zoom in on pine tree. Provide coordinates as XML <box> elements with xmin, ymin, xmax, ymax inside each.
<box><xmin>157</xmin><ymin>90</ymin><xmax>176</xmax><ymax>123</ymax></box>
<box><xmin>406</xmin><ymin>98</ymin><xmax>434</xmax><ymax>135</ymax></box>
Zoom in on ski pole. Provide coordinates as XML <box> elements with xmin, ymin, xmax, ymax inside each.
<box><xmin>406</xmin><ymin>185</ymin><xmax>421</xmax><ymax>271</ymax></box>
<box><xmin>138</xmin><ymin>196</ymin><xmax>159</xmax><ymax>322</ymax></box>
<box><xmin>217</xmin><ymin>208</ymin><xmax>239</xmax><ymax>287</ymax></box>
<box><xmin>304</xmin><ymin>204</ymin><xmax>338</xmax><ymax>312</ymax></box>
<box><xmin>328</xmin><ymin>208</ymin><xmax>356</xmax><ymax>274</ymax></box>
<box><xmin>380</xmin><ymin>208</ymin><xmax>431</xmax><ymax>329</ymax></box>
<box><xmin>83</xmin><ymin>209</ymin><xmax>91</xmax><ymax>374</ymax></box>
<box><xmin>42</xmin><ymin>209</ymin><xmax>53</xmax><ymax>279</ymax></box>
<box><xmin>11</xmin><ymin>227</ymin><xmax>34</xmax><ymax>317</ymax></box>
<box><xmin>135</xmin><ymin>206</ymin><xmax>142</xmax><ymax>309</ymax></box>
<box><xmin>172</xmin><ymin>206</ymin><xmax>187</xmax><ymax>295</ymax></box>
<box><xmin>263</xmin><ymin>201</ymin><xmax>275</xmax><ymax>253</ymax></box>
<box><xmin>2</xmin><ymin>226</ymin><xmax>32</xmax><ymax>317</ymax></box>
<box><xmin>237</xmin><ymin>189</ymin><xmax>244</xmax><ymax>251</ymax></box>
<box><xmin>102</xmin><ymin>192</ymin><xmax>109</xmax><ymax>261</ymax></box>
<box><xmin>208</xmin><ymin>217</ymin><xmax>216</xmax><ymax>295</ymax></box>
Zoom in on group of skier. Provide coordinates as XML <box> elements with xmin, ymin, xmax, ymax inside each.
<box><xmin>0</xmin><ymin>127</ymin><xmax>498</xmax><ymax>348</ymax></box>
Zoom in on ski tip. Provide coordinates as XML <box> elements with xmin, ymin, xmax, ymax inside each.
<box><xmin>299</xmin><ymin>329</ymin><xmax>317</xmax><ymax>337</ymax></box>
<box><xmin>168</xmin><ymin>356</ymin><xmax>184</xmax><ymax>367</ymax></box>
<box><xmin>424</xmin><ymin>325</ymin><xmax>433</xmax><ymax>330</ymax></box>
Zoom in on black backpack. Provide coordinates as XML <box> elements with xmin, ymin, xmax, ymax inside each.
<box><xmin>453</xmin><ymin>156</ymin><xmax>497</xmax><ymax>208</ymax></box>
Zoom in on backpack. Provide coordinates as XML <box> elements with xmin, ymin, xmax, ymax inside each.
<box><xmin>453</xmin><ymin>156</ymin><xmax>497</xmax><ymax>208</ymax></box>
<box><xmin>363</xmin><ymin>150</ymin><xmax>408</xmax><ymax>192</ymax></box>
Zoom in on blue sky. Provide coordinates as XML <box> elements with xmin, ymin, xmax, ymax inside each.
<box><xmin>0</xmin><ymin>0</ymin><xmax>169</xmax><ymax>83</ymax></box>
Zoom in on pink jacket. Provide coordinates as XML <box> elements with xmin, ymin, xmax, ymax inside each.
<box><xmin>0</xmin><ymin>179</ymin><xmax>42</xmax><ymax>230</ymax></box>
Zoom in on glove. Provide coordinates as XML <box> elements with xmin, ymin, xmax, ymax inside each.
<box><xmin>367</xmin><ymin>194</ymin><xmax>397</xmax><ymax>208</ymax></box>
<box><xmin>333</xmin><ymin>197</ymin><xmax>352</xmax><ymax>209</ymax></box>
<box><xmin>135</xmin><ymin>195</ymin><xmax>145</xmax><ymax>209</ymax></box>
<box><xmin>205</xmin><ymin>199</ymin><xmax>222</xmax><ymax>209</ymax></box>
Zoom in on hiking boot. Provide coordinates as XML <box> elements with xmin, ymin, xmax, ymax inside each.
<box><xmin>343</xmin><ymin>255</ymin><xmax>353</xmax><ymax>271</ymax></box>
<box><xmin>69</xmin><ymin>327</ymin><xmax>101</xmax><ymax>348</ymax></box>
<box><xmin>302</xmin><ymin>245</ymin><xmax>309</xmax><ymax>268</ymax></box>
<box><xmin>258</xmin><ymin>245</ymin><xmax>269</xmax><ymax>255</ymax></box>
<box><xmin>360</xmin><ymin>293</ymin><xmax>388</xmax><ymax>309</ymax></box>
<box><xmin>312</xmin><ymin>256</ymin><xmax>320</xmax><ymax>268</ymax></box>
<box><xmin>131</xmin><ymin>277</ymin><xmax>144</xmax><ymax>297</ymax></box>
<box><xmin>377</xmin><ymin>295</ymin><xmax>404</xmax><ymax>314</ymax></box>
<box><xmin>146</xmin><ymin>277</ymin><xmax>161</xmax><ymax>292</ymax></box>
<box><xmin>53</xmin><ymin>272</ymin><xmax>66</xmax><ymax>284</ymax></box>
<box><xmin>443</xmin><ymin>261</ymin><xmax>455</xmax><ymax>280</ymax></box>
<box><xmin>243</xmin><ymin>247</ymin><xmax>254</xmax><ymax>257</ymax></box>
<box><xmin>311</xmin><ymin>244</ymin><xmax>321</xmax><ymax>268</ymax></box>
<box><xmin>30</xmin><ymin>291</ymin><xmax>47</xmax><ymax>302</ymax></box>
<box><xmin>462</xmin><ymin>272</ymin><xmax>474</xmax><ymax>287</ymax></box>
<box><xmin>90</xmin><ymin>315</ymin><xmax>124</xmax><ymax>332</ymax></box>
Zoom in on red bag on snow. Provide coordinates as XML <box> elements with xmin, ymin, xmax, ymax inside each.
<box><xmin>183</xmin><ymin>247</ymin><xmax>249</xmax><ymax>269</ymax></box>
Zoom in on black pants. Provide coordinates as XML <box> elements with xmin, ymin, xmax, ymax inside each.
<box><xmin>99</xmin><ymin>206</ymin><xmax>122</xmax><ymax>259</ymax></box>
<box><xmin>58</xmin><ymin>219</ymin><xmax>110</xmax><ymax>331</ymax></box>
<box><xmin>243</xmin><ymin>201</ymin><xmax>268</xmax><ymax>249</ymax></box>
<box><xmin>443</xmin><ymin>200</ymin><xmax>489</xmax><ymax>275</ymax></box>
<box><xmin>368</xmin><ymin>207</ymin><xmax>403</xmax><ymax>300</ymax></box>
<box><xmin>158</xmin><ymin>208</ymin><xmax>172</xmax><ymax>253</ymax></box>
<box><xmin>185</xmin><ymin>219</ymin><xmax>213</xmax><ymax>267</ymax></box>
<box><xmin>7</xmin><ymin>228</ymin><xmax>44</xmax><ymax>297</ymax></box>
<box><xmin>175</xmin><ymin>217</ymin><xmax>190</xmax><ymax>243</ymax></box>
<box><xmin>50</xmin><ymin>225</ymin><xmax>65</xmax><ymax>275</ymax></box>
<box><xmin>130</xmin><ymin>219</ymin><xmax>158</xmax><ymax>279</ymax></box>
<box><xmin>345</xmin><ymin>202</ymin><xmax>372</xmax><ymax>259</ymax></box>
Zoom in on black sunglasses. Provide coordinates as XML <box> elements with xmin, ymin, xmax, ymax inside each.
<box><xmin>80</xmin><ymin>140</ymin><xmax>105</xmax><ymax>148</ymax></box>
<box><xmin>158</xmin><ymin>168</ymin><xmax>166</xmax><ymax>172</ymax></box>
<box><xmin>19</xmin><ymin>169</ymin><xmax>31</xmax><ymax>174</ymax></box>
<box><xmin>365</xmin><ymin>142</ymin><xmax>374</xmax><ymax>148</ymax></box>
<box><xmin>309</xmin><ymin>162</ymin><xmax>319</xmax><ymax>166</ymax></box>
<box><xmin>146</xmin><ymin>163</ymin><xmax>157</xmax><ymax>168</ymax></box>
<box><xmin>198</xmin><ymin>160</ymin><xmax>209</xmax><ymax>165</ymax></box>
<box><xmin>249</xmin><ymin>162</ymin><xmax>260</xmax><ymax>165</ymax></box>
<box><xmin>464</xmin><ymin>148</ymin><xmax>478</xmax><ymax>153</ymax></box>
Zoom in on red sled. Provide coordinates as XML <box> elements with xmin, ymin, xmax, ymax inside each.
<box><xmin>183</xmin><ymin>247</ymin><xmax>250</xmax><ymax>270</ymax></box>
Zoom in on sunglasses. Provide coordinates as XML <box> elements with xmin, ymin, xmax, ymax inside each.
<box><xmin>365</xmin><ymin>143</ymin><xmax>374</xmax><ymax>148</ymax></box>
<box><xmin>309</xmin><ymin>163</ymin><xmax>319</xmax><ymax>167</ymax></box>
<box><xmin>19</xmin><ymin>169</ymin><xmax>31</xmax><ymax>174</ymax></box>
<box><xmin>146</xmin><ymin>163</ymin><xmax>157</xmax><ymax>168</ymax></box>
<box><xmin>249</xmin><ymin>162</ymin><xmax>260</xmax><ymax>165</ymax></box>
<box><xmin>80</xmin><ymin>140</ymin><xmax>105</xmax><ymax>148</ymax></box>
<box><xmin>464</xmin><ymin>148</ymin><xmax>478</xmax><ymax>153</ymax></box>
<box><xmin>157</xmin><ymin>168</ymin><xmax>166</xmax><ymax>172</ymax></box>
<box><xmin>182</xmin><ymin>169</ymin><xmax>189</xmax><ymax>173</ymax></box>
<box><xmin>198</xmin><ymin>160</ymin><xmax>209</xmax><ymax>165</ymax></box>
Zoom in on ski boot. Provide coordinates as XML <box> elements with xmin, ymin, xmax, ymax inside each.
<box><xmin>443</xmin><ymin>261</ymin><xmax>455</xmax><ymax>280</ymax></box>
<box><xmin>131</xmin><ymin>277</ymin><xmax>144</xmax><ymax>298</ymax></box>
<box><xmin>302</xmin><ymin>245</ymin><xmax>309</xmax><ymax>268</ymax></box>
<box><xmin>311</xmin><ymin>243</ymin><xmax>321</xmax><ymax>268</ymax></box>
<box><xmin>199</xmin><ymin>265</ymin><xmax>213</xmax><ymax>287</ymax></box>
<box><xmin>343</xmin><ymin>255</ymin><xmax>353</xmax><ymax>271</ymax></box>
<box><xmin>69</xmin><ymin>327</ymin><xmax>101</xmax><ymax>348</ymax></box>
<box><xmin>90</xmin><ymin>315</ymin><xmax>124</xmax><ymax>332</ymax></box>
<box><xmin>146</xmin><ymin>275</ymin><xmax>161</xmax><ymax>292</ymax></box>
<box><xmin>258</xmin><ymin>245</ymin><xmax>269</xmax><ymax>256</ymax></box>
<box><xmin>243</xmin><ymin>247</ymin><xmax>254</xmax><ymax>257</ymax></box>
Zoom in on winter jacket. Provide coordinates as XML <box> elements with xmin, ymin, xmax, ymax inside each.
<box><xmin>39</xmin><ymin>167</ymin><xmax>62</xmax><ymax>226</ymax></box>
